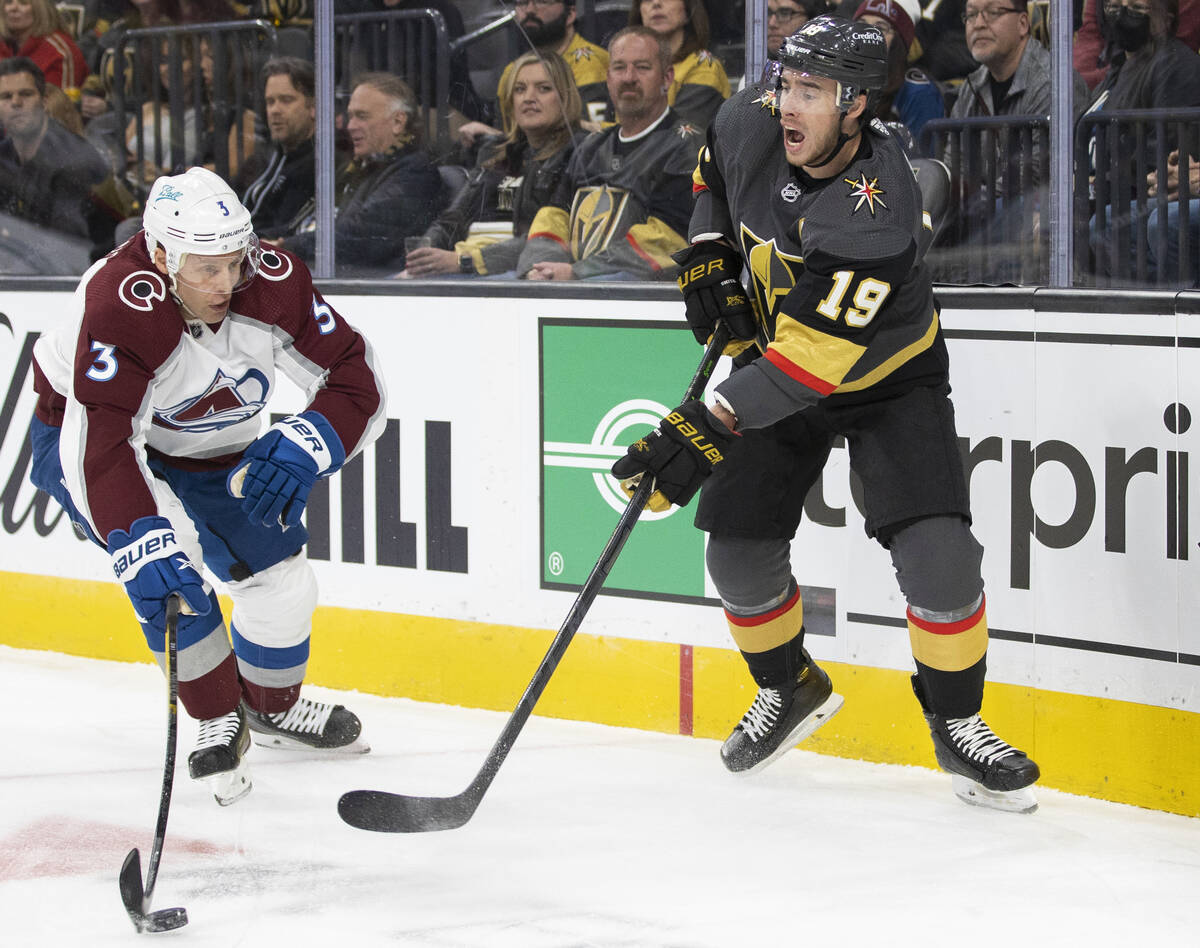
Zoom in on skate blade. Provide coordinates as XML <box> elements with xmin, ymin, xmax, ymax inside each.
<box><xmin>951</xmin><ymin>774</ymin><xmax>1038</xmax><ymax>813</ymax></box>
<box><xmin>732</xmin><ymin>691</ymin><xmax>845</xmax><ymax>776</ymax></box>
<box><xmin>206</xmin><ymin>756</ymin><xmax>253</xmax><ymax>806</ymax></box>
<box><xmin>249</xmin><ymin>732</ymin><xmax>371</xmax><ymax>755</ymax></box>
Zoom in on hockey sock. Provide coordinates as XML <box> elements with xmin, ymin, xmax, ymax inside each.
<box><xmin>908</xmin><ymin>595</ymin><xmax>989</xmax><ymax>718</ymax></box>
<box><xmin>178</xmin><ymin>652</ymin><xmax>243</xmax><ymax>720</ymax></box>
<box><xmin>726</xmin><ymin>582</ymin><xmax>806</xmax><ymax>688</ymax></box>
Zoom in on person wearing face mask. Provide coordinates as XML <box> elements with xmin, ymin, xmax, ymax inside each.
<box><xmin>1084</xmin><ymin>0</ymin><xmax>1200</xmax><ymax>282</ymax></box>
<box><xmin>1074</xmin><ymin>0</ymin><xmax>1200</xmax><ymax>90</ymax></box>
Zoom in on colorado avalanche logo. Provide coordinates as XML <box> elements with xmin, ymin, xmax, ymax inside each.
<box><xmin>153</xmin><ymin>368</ymin><xmax>269</xmax><ymax>432</ymax></box>
<box><xmin>118</xmin><ymin>271</ymin><xmax>167</xmax><ymax>312</ymax></box>
<box><xmin>256</xmin><ymin>248</ymin><xmax>294</xmax><ymax>282</ymax></box>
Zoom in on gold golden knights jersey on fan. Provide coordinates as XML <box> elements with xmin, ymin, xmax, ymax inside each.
<box><xmin>694</xmin><ymin>83</ymin><xmax>947</xmax><ymax>431</ymax></box>
<box><xmin>520</xmin><ymin>107</ymin><xmax>701</xmax><ymax>280</ymax></box>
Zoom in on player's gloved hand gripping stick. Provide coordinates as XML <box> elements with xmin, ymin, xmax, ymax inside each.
<box><xmin>338</xmin><ymin>322</ymin><xmax>733</xmax><ymax>833</ymax></box>
<box><xmin>117</xmin><ymin>595</ymin><xmax>189</xmax><ymax>933</ymax></box>
<box><xmin>227</xmin><ymin>411</ymin><xmax>345</xmax><ymax>527</ymax></box>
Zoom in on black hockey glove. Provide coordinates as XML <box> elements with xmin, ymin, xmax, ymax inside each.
<box><xmin>610</xmin><ymin>400</ymin><xmax>736</xmax><ymax>510</ymax></box>
<box><xmin>672</xmin><ymin>241</ymin><xmax>757</xmax><ymax>345</ymax></box>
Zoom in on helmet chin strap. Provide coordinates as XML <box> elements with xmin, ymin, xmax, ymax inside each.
<box><xmin>806</xmin><ymin>114</ymin><xmax>857</xmax><ymax>169</ymax></box>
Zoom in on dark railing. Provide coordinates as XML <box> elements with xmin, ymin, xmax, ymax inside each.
<box><xmin>113</xmin><ymin>20</ymin><xmax>277</xmax><ymax>203</ymax></box>
<box><xmin>921</xmin><ymin>114</ymin><xmax>1050</xmax><ymax>286</ymax></box>
<box><xmin>333</xmin><ymin>9</ymin><xmax>451</xmax><ymax>152</ymax></box>
<box><xmin>1075</xmin><ymin>107</ymin><xmax>1200</xmax><ymax>288</ymax></box>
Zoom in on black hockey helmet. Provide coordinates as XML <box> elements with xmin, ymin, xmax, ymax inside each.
<box><xmin>775</xmin><ymin>15</ymin><xmax>888</xmax><ymax>111</ymax></box>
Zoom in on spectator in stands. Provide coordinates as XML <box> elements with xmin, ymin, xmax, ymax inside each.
<box><xmin>125</xmin><ymin>35</ymin><xmax>259</xmax><ymax>186</ymax></box>
<box><xmin>854</xmin><ymin>0</ymin><xmax>944</xmax><ymax>146</ymax></box>
<box><xmin>519</xmin><ymin>26</ymin><xmax>701</xmax><ymax>281</ymax></box>
<box><xmin>1086</xmin><ymin>0</ymin><xmax>1200</xmax><ymax>281</ymax></box>
<box><xmin>403</xmin><ymin>50</ymin><xmax>586</xmax><ymax>278</ymax></box>
<box><xmin>1075</xmin><ymin>0</ymin><xmax>1200</xmax><ymax>90</ymax></box>
<box><xmin>950</xmin><ymin>0</ymin><xmax>1088</xmax><ymax>171</ymax></box>
<box><xmin>1144</xmin><ymin>148</ymin><xmax>1200</xmax><ymax>283</ymax></box>
<box><xmin>240</xmin><ymin>56</ymin><xmax>321</xmax><ymax>238</ymax></box>
<box><xmin>627</xmin><ymin>0</ymin><xmax>730</xmax><ymax>130</ymax></box>
<box><xmin>0</xmin><ymin>0</ymin><xmax>90</xmax><ymax>92</ymax></box>
<box><xmin>0</xmin><ymin>57</ymin><xmax>108</xmax><ymax>243</ymax></box>
<box><xmin>273</xmin><ymin>71</ymin><xmax>444</xmax><ymax>275</ymax></box>
<box><xmin>769</xmin><ymin>1</ymin><xmax>832</xmax><ymax>58</ymax></box>
<box><xmin>457</xmin><ymin>0</ymin><xmax>610</xmax><ymax>149</ymax></box>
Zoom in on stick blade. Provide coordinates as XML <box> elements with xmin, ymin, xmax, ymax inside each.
<box><xmin>337</xmin><ymin>789</ymin><xmax>477</xmax><ymax>833</ymax></box>
<box><xmin>118</xmin><ymin>848</ymin><xmax>145</xmax><ymax>917</ymax></box>
<box><xmin>142</xmin><ymin>907</ymin><xmax>189</xmax><ymax>932</ymax></box>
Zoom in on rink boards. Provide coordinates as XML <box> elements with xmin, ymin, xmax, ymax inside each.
<box><xmin>0</xmin><ymin>284</ymin><xmax>1196</xmax><ymax>817</ymax></box>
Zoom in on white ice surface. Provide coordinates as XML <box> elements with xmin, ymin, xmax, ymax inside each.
<box><xmin>1</xmin><ymin>645</ymin><xmax>1197</xmax><ymax>947</ymax></box>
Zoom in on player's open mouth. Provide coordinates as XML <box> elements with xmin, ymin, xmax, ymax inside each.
<box><xmin>783</xmin><ymin>128</ymin><xmax>805</xmax><ymax>149</ymax></box>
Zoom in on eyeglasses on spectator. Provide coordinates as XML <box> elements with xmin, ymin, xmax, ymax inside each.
<box><xmin>961</xmin><ymin>6</ymin><xmax>1026</xmax><ymax>25</ymax></box>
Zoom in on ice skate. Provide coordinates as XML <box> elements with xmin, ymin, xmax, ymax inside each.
<box><xmin>188</xmin><ymin>705</ymin><xmax>252</xmax><ymax>806</ymax></box>
<box><xmin>721</xmin><ymin>649</ymin><xmax>844</xmax><ymax>774</ymax></box>
<box><xmin>912</xmin><ymin>675</ymin><xmax>1040</xmax><ymax>813</ymax></box>
<box><xmin>245</xmin><ymin>696</ymin><xmax>369</xmax><ymax>754</ymax></box>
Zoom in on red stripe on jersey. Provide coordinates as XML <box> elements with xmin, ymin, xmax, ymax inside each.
<box><xmin>725</xmin><ymin>585</ymin><xmax>801</xmax><ymax>627</ymax></box>
<box><xmin>907</xmin><ymin>596</ymin><xmax>987</xmax><ymax>635</ymax></box>
<box><xmin>693</xmin><ymin>182</ymin><xmax>709</xmax><ymax>194</ymax></box>
<box><xmin>764</xmin><ymin>348</ymin><xmax>837</xmax><ymax>396</ymax></box>
<box><xmin>529</xmin><ymin>230</ymin><xmax>568</xmax><ymax>250</ymax></box>
<box><xmin>625</xmin><ymin>233</ymin><xmax>662</xmax><ymax>271</ymax></box>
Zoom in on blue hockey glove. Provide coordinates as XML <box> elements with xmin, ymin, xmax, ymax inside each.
<box><xmin>672</xmin><ymin>241</ymin><xmax>758</xmax><ymax>346</ymax></box>
<box><xmin>610</xmin><ymin>400</ymin><xmax>735</xmax><ymax>510</ymax></box>
<box><xmin>108</xmin><ymin>516</ymin><xmax>210</xmax><ymax>629</ymax></box>
<box><xmin>227</xmin><ymin>411</ymin><xmax>346</xmax><ymax>528</ymax></box>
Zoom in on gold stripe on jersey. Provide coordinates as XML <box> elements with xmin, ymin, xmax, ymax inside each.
<box><xmin>835</xmin><ymin>308</ymin><xmax>939</xmax><ymax>393</ymax></box>
<box><xmin>693</xmin><ymin>145</ymin><xmax>710</xmax><ymax>194</ymax></box>
<box><xmin>767</xmin><ymin>318</ymin><xmax>866</xmax><ymax>394</ymax></box>
<box><xmin>570</xmin><ymin>185</ymin><xmax>632</xmax><ymax>259</ymax></box>
<box><xmin>528</xmin><ymin>206</ymin><xmax>570</xmax><ymax>249</ymax></box>
<box><xmin>669</xmin><ymin>49</ymin><xmax>732</xmax><ymax>104</ymax></box>
<box><xmin>725</xmin><ymin>586</ymin><xmax>803</xmax><ymax>653</ymax></box>
<box><xmin>908</xmin><ymin>600</ymin><xmax>989</xmax><ymax>672</ymax></box>
<box><xmin>626</xmin><ymin>216</ymin><xmax>689</xmax><ymax>272</ymax></box>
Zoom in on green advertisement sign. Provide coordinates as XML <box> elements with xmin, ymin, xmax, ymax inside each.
<box><xmin>540</xmin><ymin>318</ymin><xmax>711</xmax><ymax>601</ymax></box>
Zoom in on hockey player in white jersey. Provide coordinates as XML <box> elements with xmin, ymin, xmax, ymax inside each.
<box><xmin>29</xmin><ymin>167</ymin><xmax>387</xmax><ymax>805</ymax></box>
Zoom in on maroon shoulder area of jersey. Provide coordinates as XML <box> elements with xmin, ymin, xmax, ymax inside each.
<box><xmin>80</xmin><ymin>239</ymin><xmax>185</xmax><ymax>374</ymax></box>
<box><xmin>233</xmin><ymin>245</ymin><xmax>314</xmax><ymax>335</ymax></box>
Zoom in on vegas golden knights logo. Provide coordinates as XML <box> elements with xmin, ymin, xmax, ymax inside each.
<box><xmin>569</xmin><ymin>185</ymin><xmax>631</xmax><ymax>260</ymax></box>
<box><xmin>738</xmin><ymin>222</ymin><xmax>805</xmax><ymax>341</ymax></box>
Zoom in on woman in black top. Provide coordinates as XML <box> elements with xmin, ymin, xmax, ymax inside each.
<box><xmin>403</xmin><ymin>50</ymin><xmax>585</xmax><ymax>278</ymax></box>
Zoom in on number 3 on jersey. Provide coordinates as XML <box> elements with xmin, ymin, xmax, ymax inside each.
<box><xmin>86</xmin><ymin>341</ymin><xmax>118</xmax><ymax>381</ymax></box>
<box><xmin>815</xmin><ymin>270</ymin><xmax>891</xmax><ymax>328</ymax></box>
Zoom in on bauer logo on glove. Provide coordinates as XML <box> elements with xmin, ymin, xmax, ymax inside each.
<box><xmin>611</xmin><ymin>400</ymin><xmax>736</xmax><ymax>509</ymax></box>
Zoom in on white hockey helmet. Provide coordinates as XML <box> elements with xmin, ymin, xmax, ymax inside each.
<box><xmin>143</xmin><ymin>166</ymin><xmax>259</xmax><ymax>291</ymax></box>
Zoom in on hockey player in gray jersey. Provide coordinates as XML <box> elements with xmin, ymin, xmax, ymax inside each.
<box><xmin>612</xmin><ymin>16</ymin><xmax>1040</xmax><ymax>812</ymax></box>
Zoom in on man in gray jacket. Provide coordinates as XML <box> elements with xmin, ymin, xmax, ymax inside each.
<box><xmin>940</xmin><ymin>3</ymin><xmax>1087</xmax><ymax>281</ymax></box>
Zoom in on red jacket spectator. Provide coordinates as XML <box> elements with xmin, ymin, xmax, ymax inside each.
<box><xmin>0</xmin><ymin>0</ymin><xmax>89</xmax><ymax>91</ymax></box>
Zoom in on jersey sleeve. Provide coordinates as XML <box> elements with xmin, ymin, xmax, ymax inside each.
<box><xmin>61</xmin><ymin>273</ymin><xmax>181</xmax><ymax>540</ymax></box>
<box><xmin>262</xmin><ymin>251</ymin><xmax>387</xmax><ymax>462</ymax></box>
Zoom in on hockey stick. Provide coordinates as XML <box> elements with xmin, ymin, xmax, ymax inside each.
<box><xmin>118</xmin><ymin>594</ymin><xmax>189</xmax><ymax>933</ymax></box>
<box><xmin>338</xmin><ymin>322</ymin><xmax>732</xmax><ymax>833</ymax></box>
